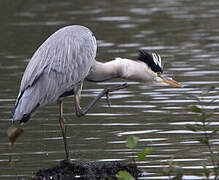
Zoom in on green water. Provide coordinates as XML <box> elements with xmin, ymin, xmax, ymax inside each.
<box><xmin>0</xmin><ymin>0</ymin><xmax>219</xmax><ymax>179</ymax></box>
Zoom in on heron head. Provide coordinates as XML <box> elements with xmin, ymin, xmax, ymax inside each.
<box><xmin>138</xmin><ymin>50</ymin><xmax>182</xmax><ymax>87</ymax></box>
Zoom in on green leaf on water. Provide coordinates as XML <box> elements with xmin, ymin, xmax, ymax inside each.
<box><xmin>137</xmin><ymin>148</ymin><xmax>152</xmax><ymax>161</ymax></box>
<box><xmin>210</xmin><ymin>130</ymin><xmax>217</xmax><ymax>138</ymax></box>
<box><xmin>190</xmin><ymin>105</ymin><xmax>202</xmax><ymax>113</ymax></box>
<box><xmin>199</xmin><ymin>137</ymin><xmax>209</xmax><ymax>145</ymax></box>
<box><xmin>116</xmin><ymin>170</ymin><xmax>135</xmax><ymax>180</ymax></box>
<box><xmin>186</xmin><ymin>124</ymin><xmax>197</xmax><ymax>132</ymax></box>
<box><xmin>202</xmin><ymin>165</ymin><xmax>210</xmax><ymax>178</ymax></box>
<box><xmin>208</xmin><ymin>85</ymin><xmax>216</xmax><ymax>92</ymax></box>
<box><xmin>172</xmin><ymin>171</ymin><xmax>183</xmax><ymax>180</ymax></box>
<box><xmin>215</xmin><ymin>166</ymin><xmax>219</xmax><ymax>177</ymax></box>
<box><xmin>126</xmin><ymin>135</ymin><xmax>139</xmax><ymax>149</ymax></box>
<box><xmin>202</xmin><ymin>89</ymin><xmax>209</xmax><ymax>95</ymax></box>
<box><xmin>202</xmin><ymin>85</ymin><xmax>216</xmax><ymax>95</ymax></box>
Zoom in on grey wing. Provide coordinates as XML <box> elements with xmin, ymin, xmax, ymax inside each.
<box><xmin>17</xmin><ymin>25</ymin><xmax>97</xmax><ymax>104</ymax></box>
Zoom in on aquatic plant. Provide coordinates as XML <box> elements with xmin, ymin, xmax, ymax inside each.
<box><xmin>186</xmin><ymin>86</ymin><xmax>219</xmax><ymax>180</ymax></box>
<box><xmin>117</xmin><ymin>86</ymin><xmax>219</xmax><ymax>180</ymax></box>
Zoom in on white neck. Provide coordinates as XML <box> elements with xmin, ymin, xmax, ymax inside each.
<box><xmin>86</xmin><ymin>58</ymin><xmax>156</xmax><ymax>83</ymax></box>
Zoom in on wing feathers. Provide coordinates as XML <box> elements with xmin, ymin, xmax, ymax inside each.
<box><xmin>12</xmin><ymin>25</ymin><xmax>97</xmax><ymax>122</ymax></box>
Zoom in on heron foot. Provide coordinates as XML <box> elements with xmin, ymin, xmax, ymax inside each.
<box><xmin>105</xmin><ymin>91</ymin><xmax>111</xmax><ymax>107</ymax></box>
<box><xmin>104</xmin><ymin>83</ymin><xmax>128</xmax><ymax>107</ymax></box>
<box><xmin>75</xmin><ymin>83</ymin><xmax>128</xmax><ymax>117</ymax></box>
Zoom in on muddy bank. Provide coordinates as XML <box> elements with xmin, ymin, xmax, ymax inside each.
<box><xmin>32</xmin><ymin>160</ymin><xmax>140</xmax><ymax>180</ymax></box>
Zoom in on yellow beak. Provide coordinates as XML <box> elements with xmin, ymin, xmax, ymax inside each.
<box><xmin>160</xmin><ymin>75</ymin><xmax>183</xmax><ymax>87</ymax></box>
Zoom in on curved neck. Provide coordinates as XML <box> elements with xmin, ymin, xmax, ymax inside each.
<box><xmin>86</xmin><ymin>58</ymin><xmax>154</xmax><ymax>82</ymax></box>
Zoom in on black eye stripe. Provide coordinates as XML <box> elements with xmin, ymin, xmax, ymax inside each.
<box><xmin>137</xmin><ymin>50</ymin><xmax>163</xmax><ymax>73</ymax></box>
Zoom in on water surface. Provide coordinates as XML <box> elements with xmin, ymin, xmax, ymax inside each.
<box><xmin>0</xmin><ymin>0</ymin><xmax>219</xmax><ymax>179</ymax></box>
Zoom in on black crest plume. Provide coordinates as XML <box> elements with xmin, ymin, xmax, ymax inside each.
<box><xmin>137</xmin><ymin>50</ymin><xmax>163</xmax><ymax>73</ymax></box>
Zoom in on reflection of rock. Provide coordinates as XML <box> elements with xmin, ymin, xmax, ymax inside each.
<box><xmin>32</xmin><ymin>160</ymin><xmax>140</xmax><ymax>180</ymax></box>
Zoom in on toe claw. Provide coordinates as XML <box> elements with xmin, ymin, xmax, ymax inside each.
<box><xmin>106</xmin><ymin>92</ymin><xmax>111</xmax><ymax>107</ymax></box>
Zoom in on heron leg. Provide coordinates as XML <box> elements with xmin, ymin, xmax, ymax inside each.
<box><xmin>74</xmin><ymin>83</ymin><xmax>128</xmax><ymax>117</ymax></box>
<box><xmin>58</xmin><ymin>100</ymin><xmax>70</xmax><ymax>160</ymax></box>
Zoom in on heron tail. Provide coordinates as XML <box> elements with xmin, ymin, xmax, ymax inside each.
<box><xmin>11</xmin><ymin>87</ymin><xmax>40</xmax><ymax>124</ymax></box>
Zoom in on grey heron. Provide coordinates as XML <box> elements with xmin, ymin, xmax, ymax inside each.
<box><xmin>11</xmin><ymin>25</ymin><xmax>182</xmax><ymax>160</ymax></box>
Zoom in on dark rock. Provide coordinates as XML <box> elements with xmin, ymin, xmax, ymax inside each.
<box><xmin>32</xmin><ymin>160</ymin><xmax>140</xmax><ymax>180</ymax></box>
